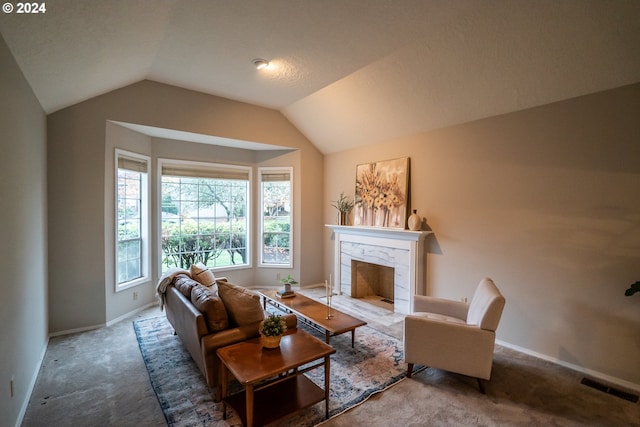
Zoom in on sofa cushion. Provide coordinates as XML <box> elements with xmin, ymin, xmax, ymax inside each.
<box><xmin>190</xmin><ymin>284</ymin><xmax>229</xmax><ymax>332</ymax></box>
<box><xmin>174</xmin><ymin>274</ymin><xmax>198</xmax><ymax>298</ymax></box>
<box><xmin>410</xmin><ymin>311</ymin><xmax>467</xmax><ymax>325</ymax></box>
<box><xmin>190</xmin><ymin>262</ymin><xmax>216</xmax><ymax>287</ymax></box>
<box><xmin>217</xmin><ymin>281</ymin><xmax>264</xmax><ymax>327</ymax></box>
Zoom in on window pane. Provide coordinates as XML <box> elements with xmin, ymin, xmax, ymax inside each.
<box><xmin>262</xmin><ymin>232</ymin><xmax>290</xmax><ymax>264</ymax></box>
<box><xmin>117</xmin><ymin>239</ymin><xmax>142</xmax><ymax>282</ymax></box>
<box><xmin>126</xmin><ymin>258</ymin><xmax>140</xmax><ymax>281</ymax></box>
<box><xmin>117</xmin><ymin>261</ymin><xmax>127</xmax><ymax>283</ymax></box>
<box><xmin>127</xmin><ymin>239</ymin><xmax>140</xmax><ymax>258</ymax></box>
<box><xmin>161</xmin><ymin>166</ymin><xmax>249</xmax><ymax>273</ymax></box>
<box><xmin>125</xmin><ymin>180</ymin><xmax>140</xmax><ymax>198</ymax></box>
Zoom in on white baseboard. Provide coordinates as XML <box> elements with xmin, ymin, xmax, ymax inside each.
<box><xmin>49</xmin><ymin>323</ymin><xmax>105</xmax><ymax>337</ymax></box>
<box><xmin>49</xmin><ymin>302</ymin><xmax>158</xmax><ymax>337</ymax></box>
<box><xmin>106</xmin><ymin>302</ymin><xmax>157</xmax><ymax>327</ymax></box>
<box><xmin>496</xmin><ymin>339</ymin><xmax>640</xmax><ymax>393</ymax></box>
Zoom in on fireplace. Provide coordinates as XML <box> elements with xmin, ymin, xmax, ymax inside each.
<box><xmin>351</xmin><ymin>260</ymin><xmax>395</xmax><ymax>302</ymax></box>
<box><xmin>326</xmin><ymin>225</ymin><xmax>431</xmax><ymax>314</ymax></box>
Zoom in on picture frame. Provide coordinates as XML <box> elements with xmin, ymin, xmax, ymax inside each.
<box><xmin>353</xmin><ymin>157</ymin><xmax>410</xmax><ymax>229</ymax></box>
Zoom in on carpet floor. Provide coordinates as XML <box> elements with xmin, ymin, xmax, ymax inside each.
<box><xmin>21</xmin><ymin>290</ymin><xmax>640</xmax><ymax>427</ymax></box>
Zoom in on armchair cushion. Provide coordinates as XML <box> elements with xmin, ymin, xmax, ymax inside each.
<box><xmin>409</xmin><ymin>311</ymin><xmax>467</xmax><ymax>325</ymax></box>
<box><xmin>413</xmin><ymin>295</ymin><xmax>469</xmax><ymax>321</ymax></box>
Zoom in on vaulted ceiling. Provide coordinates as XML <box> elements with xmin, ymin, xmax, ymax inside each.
<box><xmin>1</xmin><ymin>0</ymin><xmax>639</xmax><ymax>154</ymax></box>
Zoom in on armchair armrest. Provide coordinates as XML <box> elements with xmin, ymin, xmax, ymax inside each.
<box><xmin>413</xmin><ymin>294</ymin><xmax>469</xmax><ymax>321</ymax></box>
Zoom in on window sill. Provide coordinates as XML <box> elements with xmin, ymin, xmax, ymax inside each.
<box><xmin>116</xmin><ymin>276</ymin><xmax>149</xmax><ymax>292</ymax></box>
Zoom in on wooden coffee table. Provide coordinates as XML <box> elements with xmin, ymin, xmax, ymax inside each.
<box><xmin>217</xmin><ymin>328</ymin><xmax>335</xmax><ymax>427</ymax></box>
<box><xmin>258</xmin><ymin>289</ymin><xmax>367</xmax><ymax>347</ymax></box>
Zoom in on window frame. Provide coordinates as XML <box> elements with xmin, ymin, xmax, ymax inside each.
<box><xmin>157</xmin><ymin>158</ymin><xmax>252</xmax><ymax>275</ymax></box>
<box><xmin>115</xmin><ymin>149</ymin><xmax>150</xmax><ymax>292</ymax></box>
<box><xmin>259</xmin><ymin>166</ymin><xmax>293</xmax><ymax>268</ymax></box>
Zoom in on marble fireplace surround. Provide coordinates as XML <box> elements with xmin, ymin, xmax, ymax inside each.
<box><xmin>326</xmin><ymin>225</ymin><xmax>431</xmax><ymax>314</ymax></box>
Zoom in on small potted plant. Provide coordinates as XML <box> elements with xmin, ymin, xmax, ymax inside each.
<box><xmin>259</xmin><ymin>314</ymin><xmax>287</xmax><ymax>349</ymax></box>
<box><xmin>279</xmin><ymin>274</ymin><xmax>298</xmax><ymax>295</ymax></box>
<box><xmin>331</xmin><ymin>192</ymin><xmax>354</xmax><ymax>225</ymax></box>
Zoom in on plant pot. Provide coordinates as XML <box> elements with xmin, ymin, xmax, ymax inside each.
<box><xmin>338</xmin><ymin>212</ymin><xmax>349</xmax><ymax>225</ymax></box>
<box><xmin>261</xmin><ymin>334</ymin><xmax>282</xmax><ymax>349</ymax></box>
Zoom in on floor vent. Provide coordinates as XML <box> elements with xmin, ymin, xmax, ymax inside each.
<box><xmin>580</xmin><ymin>378</ymin><xmax>639</xmax><ymax>403</ymax></box>
<box><xmin>381</xmin><ymin>298</ymin><xmax>394</xmax><ymax>304</ymax></box>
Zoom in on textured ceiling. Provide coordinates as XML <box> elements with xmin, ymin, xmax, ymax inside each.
<box><xmin>1</xmin><ymin>0</ymin><xmax>639</xmax><ymax>154</ymax></box>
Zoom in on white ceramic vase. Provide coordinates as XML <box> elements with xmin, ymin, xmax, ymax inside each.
<box><xmin>407</xmin><ymin>210</ymin><xmax>421</xmax><ymax>231</ymax></box>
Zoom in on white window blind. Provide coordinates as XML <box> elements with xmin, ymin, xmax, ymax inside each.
<box><xmin>161</xmin><ymin>163</ymin><xmax>248</xmax><ymax>180</ymax></box>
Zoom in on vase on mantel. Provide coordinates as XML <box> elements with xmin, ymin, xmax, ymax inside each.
<box><xmin>338</xmin><ymin>211</ymin><xmax>349</xmax><ymax>226</ymax></box>
<box><xmin>407</xmin><ymin>210</ymin><xmax>421</xmax><ymax>231</ymax></box>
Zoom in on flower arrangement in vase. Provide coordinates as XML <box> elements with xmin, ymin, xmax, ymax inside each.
<box><xmin>259</xmin><ymin>314</ymin><xmax>287</xmax><ymax>349</ymax></box>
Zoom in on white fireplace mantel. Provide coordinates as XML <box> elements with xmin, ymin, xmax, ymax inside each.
<box><xmin>326</xmin><ymin>225</ymin><xmax>432</xmax><ymax>314</ymax></box>
<box><xmin>326</xmin><ymin>225</ymin><xmax>431</xmax><ymax>242</ymax></box>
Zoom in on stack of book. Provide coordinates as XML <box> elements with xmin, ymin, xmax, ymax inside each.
<box><xmin>276</xmin><ymin>289</ymin><xmax>295</xmax><ymax>298</ymax></box>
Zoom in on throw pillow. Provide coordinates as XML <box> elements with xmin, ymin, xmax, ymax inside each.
<box><xmin>174</xmin><ymin>274</ymin><xmax>198</xmax><ymax>298</ymax></box>
<box><xmin>190</xmin><ymin>284</ymin><xmax>229</xmax><ymax>332</ymax></box>
<box><xmin>217</xmin><ymin>281</ymin><xmax>264</xmax><ymax>327</ymax></box>
<box><xmin>190</xmin><ymin>262</ymin><xmax>216</xmax><ymax>287</ymax></box>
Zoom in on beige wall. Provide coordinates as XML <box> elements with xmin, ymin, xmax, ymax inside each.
<box><xmin>48</xmin><ymin>80</ymin><xmax>323</xmax><ymax>332</ymax></box>
<box><xmin>0</xmin><ymin>34</ymin><xmax>48</xmax><ymax>425</ymax></box>
<box><xmin>325</xmin><ymin>84</ymin><xmax>640</xmax><ymax>387</ymax></box>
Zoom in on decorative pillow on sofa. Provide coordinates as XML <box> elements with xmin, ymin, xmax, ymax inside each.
<box><xmin>217</xmin><ymin>281</ymin><xmax>264</xmax><ymax>327</ymax></box>
<box><xmin>174</xmin><ymin>274</ymin><xmax>198</xmax><ymax>298</ymax></box>
<box><xmin>190</xmin><ymin>284</ymin><xmax>229</xmax><ymax>332</ymax></box>
<box><xmin>190</xmin><ymin>262</ymin><xmax>216</xmax><ymax>287</ymax></box>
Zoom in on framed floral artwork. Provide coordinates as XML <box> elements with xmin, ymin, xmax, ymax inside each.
<box><xmin>354</xmin><ymin>157</ymin><xmax>409</xmax><ymax>229</ymax></box>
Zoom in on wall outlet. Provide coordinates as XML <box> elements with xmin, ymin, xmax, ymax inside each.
<box><xmin>276</xmin><ymin>273</ymin><xmax>281</xmax><ymax>281</ymax></box>
<box><xmin>461</xmin><ymin>297</ymin><xmax>468</xmax><ymax>303</ymax></box>
<box><xmin>133</xmin><ymin>291</ymin><xmax>138</xmax><ymax>301</ymax></box>
<box><xmin>10</xmin><ymin>376</ymin><xmax>14</xmax><ymax>398</ymax></box>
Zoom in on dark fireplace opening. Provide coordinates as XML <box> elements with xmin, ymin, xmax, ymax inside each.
<box><xmin>351</xmin><ymin>260</ymin><xmax>394</xmax><ymax>303</ymax></box>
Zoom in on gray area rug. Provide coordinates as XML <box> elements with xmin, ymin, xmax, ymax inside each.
<box><xmin>134</xmin><ymin>315</ymin><xmax>423</xmax><ymax>426</ymax></box>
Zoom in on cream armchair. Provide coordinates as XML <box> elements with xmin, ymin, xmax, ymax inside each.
<box><xmin>404</xmin><ymin>277</ymin><xmax>505</xmax><ymax>393</ymax></box>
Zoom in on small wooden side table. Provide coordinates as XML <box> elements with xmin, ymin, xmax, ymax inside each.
<box><xmin>217</xmin><ymin>328</ymin><xmax>335</xmax><ymax>427</ymax></box>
